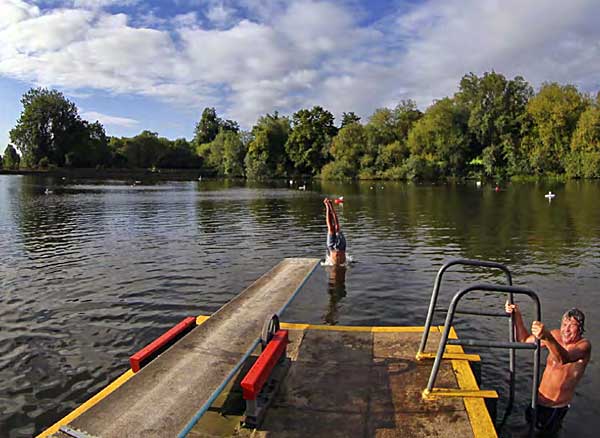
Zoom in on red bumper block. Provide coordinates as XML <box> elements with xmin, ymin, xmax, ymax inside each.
<box><xmin>129</xmin><ymin>316</ymin><xmax>196</xmax><ymax>373</ymax></box>
<box><xmin>241</xmin><ymin>330</ymin><xmax>289</xmax><ymax>400</ymax></box>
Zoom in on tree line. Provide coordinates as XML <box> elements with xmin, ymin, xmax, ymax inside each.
<box><xmin>2</xmin><ymin>72</ymin><xmax>599</xmax><ymax>180</ymax></box>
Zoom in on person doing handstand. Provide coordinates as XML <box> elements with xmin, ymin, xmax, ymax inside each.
<box><xmin>324</xmin><ymin>198</ymin><xmax>346</xmax><ymax>265</ymax></box>
<box><xmin>505</xmin><ymin>303</ymin><xmax>591</xmax><ymax>433</ymax></box>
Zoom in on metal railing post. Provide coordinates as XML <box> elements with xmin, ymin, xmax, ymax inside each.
<box><xmin>425</xmin><ymin>283</ymin><xmax>541</xmax><ymax>422</ymax></box>
<box><xmin>419</xmin><ymin>259</ymin><xmax>513</xmax><ymax>356</ymax></box>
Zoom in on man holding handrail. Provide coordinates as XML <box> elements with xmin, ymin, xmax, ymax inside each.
<box><xmin>505</xmin><ymin>303</ymin><xmax>591</xmax><ymax>433</ymax></box>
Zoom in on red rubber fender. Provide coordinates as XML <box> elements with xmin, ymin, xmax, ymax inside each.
<box><xmin>241</xmin><ymin>330</ymin><xmax>289</xmax><ymax>400</ymax></box>
<box><xmin>129</xmin><ymin>316</ymin><xmax>196</xmax><ymax>373</ymax></box>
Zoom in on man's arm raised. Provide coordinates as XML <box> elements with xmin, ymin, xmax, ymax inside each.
<box><xmin>505</xmin><ymin>302</ymin><xmax>536</xmax><ymax>343</ymax></box>
<box><xmin>532</xmin><ymin>322</ymin><xmax>591</xmax><ymax>365</ymax></box>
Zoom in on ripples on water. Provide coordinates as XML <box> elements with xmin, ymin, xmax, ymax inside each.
<box><xmin>0</xmin><ymin>176</ymin><xmax>599</xmax><ymax>437</ymax></box>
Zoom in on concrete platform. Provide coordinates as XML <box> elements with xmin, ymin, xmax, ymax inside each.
<box><xmin>189</xmin><ymin>325</ymin><xmax>497</xmax><ymax>438</ymax></box>
<box><xmin>43</xmin><ymin>258</ymin><xmax>319</xmax><ymax>438</ymax></box>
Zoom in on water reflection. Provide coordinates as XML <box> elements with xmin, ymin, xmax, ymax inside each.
<box><xmin>1</xmin><ymin>176</ymin><xmax>599</xmax><ymax>438</ymax></box>
<box><xmin>323</xmin><ymin>265</ymin><xmax>347</xmax><ymax>325</ymax></box>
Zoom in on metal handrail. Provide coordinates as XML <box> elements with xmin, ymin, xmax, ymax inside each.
<box><xmin>425</xmin><ymin>283</ymin><xmax>542</xmax><ymax>429</ymax></box>
<box><xmin>417</xmin><ymin>259</ymin><xmax>517</xmax><ymax>403</ymax></box>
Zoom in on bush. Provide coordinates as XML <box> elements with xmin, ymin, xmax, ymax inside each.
<box><xmin>582</xmin><ymin>152</ymin><xmax>600</xmax><ymax>178</ymax></box>
<box><xmin>404</xmin><ymin>156</ymin><xmax>438</xmax><ymax>180</ymax></box>
<box><xmin>320</xmin><ymin>160</ymin><xmax>355</xmax><ymax>180</ymax></box>
<box><xmin>379</xmin><ymin>165</ymin><xmax>408</xmax><ymax>180</ymax></box>
<box><xmin>38</xmin><ymin>157</ymin><xmax>50</xmax><ymax>169</ymax></box>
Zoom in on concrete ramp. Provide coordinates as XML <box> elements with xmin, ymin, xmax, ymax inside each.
<box><xmin>57</xmin><ymin>258</ymin><xmax>319</xmax><ymax>438</ymax></box>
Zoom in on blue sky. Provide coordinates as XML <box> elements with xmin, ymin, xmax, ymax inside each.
<box><xmin>2</xmin><ymin>0</ymin><xmax>600</xmax><ymax>152</ymax></box>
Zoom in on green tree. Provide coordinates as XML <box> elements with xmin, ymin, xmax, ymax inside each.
<box><xmin>193</xmin><ymin>108</ymin><xmax>239</xmax><ymax>147</ymax></box>
<box><xmin>245</xmin><ymin>113</ymin><xmax>291</xmax><ymax>179</ymax></box>
<box><xmin>285</xmin><ymin>106</ymin><xmax>337</xmax><ymax>175</ymax></box>
<box><xmin>9</xmin><ymin>88</ymin><xmax>89</xmax><ymax>167</ymax></box>
<box><xmin>407</xmin><ymin>98</ymin><xmax>469</xmax><ymax>178</ymax></box>
<box><xmin>525</xmin><ymin>83</ymin><xmax>589</xmax><ymax>173</ymax></box>
<box><xmin>193</xmin><ymin>108</ymin><xmax>220</xmax><ymax>145</ymax></box>
<box><xmin>222</xmin><ymin>131</ymin><xmax>246</xmax><ymax>177</ymax></box>
<box><xmin>455</xmin><ymin>72</ymin><xmax>533</xmax><ymax>176</ymax></box>
<box><xmin>157</xmin><ymin>138</ymin><xmax>202</xmax><ymax>169</ymax></box>
<box><xmin>120</xmin><ymin>131</ymin><xmax>168</xmax><ymax>168</ymax></box>
<box><xmin>3</xmin><ymin>145</ymin><xmax>21</xmax><ymax>170</ymax></box>
<box><xmin>340</xmin><ymin>112</ymin><xmax>361</xmax><ymax>128</ymax></box>
<box><xmin>392</xmin><ymin>100</ymin><xmax>423</xmax><ymax>141</ymax></box>
<box><xmin>323</xmin><ymin>122</ymin><xmax>367</xmax><ymax>179</ymax></box>
<box><xmin>566</xmin><ymin>105</ymin><xmax>600</xmax><ymax>177</ymax></box>
<box><xmin>64</xmin><ymin>121</ymin><xmax>111</xmax><ymax>167</ymax></box>
<box><xmin>197</xmin><ymin>131</ymin><xmax>245</xmax><ymax>176</ymax></box>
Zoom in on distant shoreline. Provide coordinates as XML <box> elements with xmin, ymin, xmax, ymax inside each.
<box><xmin>0</xmin><ymin>168</ymin><xmax>205</xmax><ymax>181</ymax></box>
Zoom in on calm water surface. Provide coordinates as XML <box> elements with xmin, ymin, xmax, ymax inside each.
<box><xmin>0</xmin><ymin>175</ymin><xmax>598</xmax><ymax>437</ymax></box>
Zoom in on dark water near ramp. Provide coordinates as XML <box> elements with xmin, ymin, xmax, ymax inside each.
<box><xmin>0</xmin><ymin>175</ymin><xmax>598</xmax><ymax>437</ymax></box>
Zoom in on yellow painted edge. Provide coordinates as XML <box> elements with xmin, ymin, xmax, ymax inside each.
<box><xmin>196</xmin><ymin>314</ymin><xmax>211</xmax><ymax>325</ymax></box>
<box><xmin>423</xmin><ymin>388</ymin><xmax>498</xmax><ymax>399</ymax></box>
<box><xmin>35</xmin><ymin>369</ymin><xmax>135</xmax><ymax>438</ymax></box>
<box><xmin>280</xmin><ymin>322</ymin><xmax>440</xmax><ymax>333</ymax></box>
<box><xmin>439</xmin><ymin>326</ymin><xmax>497</xmax><ymax>438</ymax></box>
<box><xmin>416</xmin><ymin>352</ymin><xmax>481</xmax><ymax>362</ymax></box>
<box><xmin>37</xmin><ymin>315</ymin><xmax>212</xmax><ymax>438</ymax></box>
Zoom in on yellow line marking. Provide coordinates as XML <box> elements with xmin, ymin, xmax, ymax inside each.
<box><xmin>280</xmin><ymin>322</ymin><xmax>439</xmax><ymax>333</ymax></box>
<box><xmin>423</xmin><ymin>388</ymin><xmax>498</xmax><ymax>399</ymax></box>
<box><xmin>36</xmin><ymin>369</ymin><xmax>135</xmax><ymax>438</ymax></box>
<box><xmin>439</xmin><ymin>326</ymin><xmax>497</xmax><ymax>438</ymax></box>
<box><xmin>37</xmin><ymin>315</ymin><xmax>213</xmax><ymax>438</ymax></box>
<box><xmin>416</xmin><ymin>351</ymin><xmax>481</xmax><ymax>362</ymax></box>
<box><xmin>196</xmin><ymin>314</ymin><xmax>211</xmax><ymax>325</ymax></box>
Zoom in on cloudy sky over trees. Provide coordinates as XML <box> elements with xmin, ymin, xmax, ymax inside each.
<box><xmin>1</xmin><ymin>0</ymin><xmax>599</xmax><ymax>148</ymax></box>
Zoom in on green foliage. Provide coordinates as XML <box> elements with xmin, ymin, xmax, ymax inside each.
<box><xmin>245</xmin><ymin>113</ymin><xmax>291</xmax><ymax>179</ymax></box>
<box><xmin>193</xmin><ymin>107</ymin><xmax>239</xmax><ymax>146</ymax></box>
<box><xmin>118</xmin><ymin>131</ymin><xmax>168</xmax><ymax>168</ymax></box>
<box><xmin>3</xmin><ymin>145</ymin><xmax>20</xmax><ymax>170</ymax></box>
<box><xmin>392</xmin><ymin>100</ymin><xmax>423</xmax><ymax>141</ymax></box>
<box><xmin>407</xmin><ymin>98</ymin><xmax>469</xmax><ymax>176</ymax></box>
<box><xmin>455</xmin><ymin>72</ymin><xmax>533</xmax><ymax>177</ymax></box>
<box><xmin>525</xmin><ymin>83</ymin><xmax>589</xmax><ymax>173</ymax></box>
<box><xmin>64</xmin><ymin>121</ymin><xmax>111</xmax><ymax>167</ymax></box>
<box><xmin>340</xmin><ymin>112</ymin><xmax>361</xmax><ymax>128</ymax></box>
<box><xmin>379</xmin><ymin>165</ymin><xmax>408</xmax><ymax>180</ymax></box>
<box><xmin>193</xmin><ymin>108</ymin><xmax>220</xmax><ymax>145</ymax></box>
<box><xmin>327</xmin><ymin>123</ymin><xmax>367</xmax><ymax>179</ymax></box>
<box><xmin>285</xmin><ymin>106</ymin><xmax>337</xmax><ymax>175</ymax></box>
<box><xmin>320</xmin><ymin>160</ymin><xmax>355</xmax><ymax>180</ymax></box>
<box><xmin>366</xmin><ymin>108</ymin><xmax>397</xmax><ymax>147</ymax></box>
<box><xmin>197</xmin><ymin>131</ymin><xmax>246</xmax><ymax>176</ymax></box>
<box><xmin>376</xmin><ymin>140</ymin><xmax>409</xmax><ymax>172</ymax></box>
<box><xmin>571</xmin><ymin>105</ymin><xmax>600</xmax><ymax>154</ymax></box>
<box><xmin>9</xmin><ymin>88</ymin><xmax>105</xmax><ymax>168</ymax></box>
<box><xmin>158</xmin><ymin>138</ymin><xmax>202</xmax><ymax>169</ymax></box>
<box><xmin>403</xmin><ymin>155</ymin><xmax>438</xmax><ymax>180</ymax></box>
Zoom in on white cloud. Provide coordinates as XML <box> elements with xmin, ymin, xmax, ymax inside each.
<box><xmin>205</xmin><ymin>1</ymin><xmax>236</xmax><ymax>27</ymax></box>
<box><xmin>81</xmin><ymin>110</ymin><xmax>139</xmax><ymax>127</ymax></box>
<box><xmin>72</xmin><ymin>0</ymin><xmax>139</xmax><ymax>9</ymax></box>
<box><xmin>0</xmin><ymin>0</ymin><xmax>599</xmax><ymax>130</ymax></box>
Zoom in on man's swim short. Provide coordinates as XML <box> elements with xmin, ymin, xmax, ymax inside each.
<box><xmin>525</xmin><ymin>404</ymin><xmax>569</xmax><ymax>433</ymax></box>
<box><xmin>327</xmin><ymin>231</ymin><xmax>346</xmax><ymax>252</ymax></box>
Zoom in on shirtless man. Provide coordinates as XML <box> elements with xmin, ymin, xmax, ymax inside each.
<box><xmin>505</xmin><ymin>303</ymin><xmax>591</xmax><ymax>433</ymax></box>
<box><xmin>324</xmin><ymin>198</ymin><xmax>346</xmax><ymax>265</ymax></box>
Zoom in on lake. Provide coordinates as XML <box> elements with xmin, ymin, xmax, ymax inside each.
<box><xmin>0</xmin><ymin>175</ymin><xmax>598</xmax><ymax>437</ymax></box>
